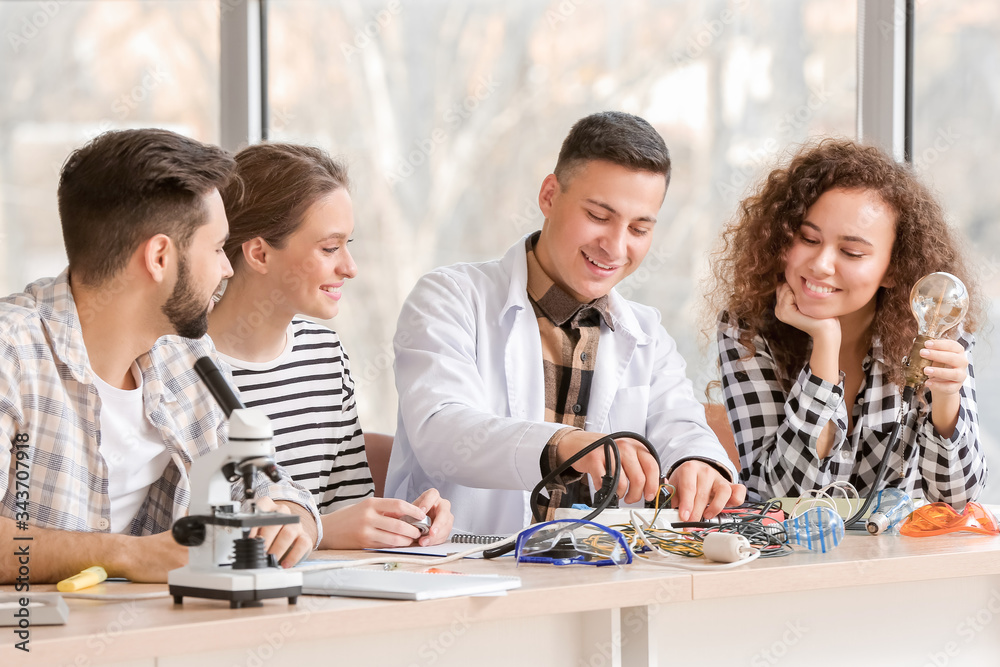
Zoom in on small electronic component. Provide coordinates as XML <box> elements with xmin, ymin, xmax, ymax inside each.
<box><xmin>401</xmin><ymin>515</ymin><xmax>432</xmax><ymax>535</ymax></box>
<box><xmin>702</xmin><ymin>533</ymin><xmax>754</xmax><ymax>563</ymax></box>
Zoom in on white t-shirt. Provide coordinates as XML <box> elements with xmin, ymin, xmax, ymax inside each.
<box><xmin>93</xmin><ymin>363</ymin><xmax>172</xmax><ymax>533</ymax></box>
<box><xmin>218</xmin><ymin>320</ymin><xmax>374</xmax><ymax>514</ymax></box>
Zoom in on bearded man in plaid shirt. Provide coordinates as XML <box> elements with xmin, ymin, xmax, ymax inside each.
<box><xmin>0</xmin><ymin>129</ymin><xmax>320</xmax><ymax>583</ymax></box>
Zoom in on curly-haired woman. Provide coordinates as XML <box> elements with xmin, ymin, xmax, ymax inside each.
<box><xmin>709</xmin><ymin>138</ymin><xmax>987</xmax><ymax>505</ymax></box>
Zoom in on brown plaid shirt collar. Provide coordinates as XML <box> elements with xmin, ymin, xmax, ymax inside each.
<box><xmin>524</xmin><ymin>233</ymin><xmax>616</xmax><ymax>516</ymax></box>
<box><xmin>524</xmin><ymin>233</ymin><xmax>614</xmax><ymax>331</ymax></box>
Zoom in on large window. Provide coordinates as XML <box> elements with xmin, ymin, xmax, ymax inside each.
<box><xmin>915</xmin><ymin>0</ymin><xmax>1000</xmax><ymax>501</ymax></box>
<box><xmin>267</xmin><ymin>0</ymin><xmax>858</xmax><ymax>434</ymax></box>
<box><xmin>5</xmin><ymin>1</ymin><xmax>995</xmax><ymax>499</ymax></box>
<box><xmin>0</xmin><ymin>1</ymin><xmax>219</xmax><ymax>296</ymax></box>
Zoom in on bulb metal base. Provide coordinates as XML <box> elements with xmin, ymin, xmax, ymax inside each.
<box><xmin>902</xmin><ymin>334</ymin><xmax>933</xmax><ymax>390</ymax></box>
<box><xmin>867</xmin><ymin>513</ymin><xmax>889</xmax><ymax>535</ymax></box>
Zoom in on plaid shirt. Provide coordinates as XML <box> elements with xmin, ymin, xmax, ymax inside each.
<box><xmin>525</xmin><ymin>235</ymin><xmax>614</xmax><ymax>429</ymax></box>
<box><xmin>0</xmin><ymin>271</ymin><xmax>321</xmax><ymax>540</ymax></box>
<box><xmin>717</xmin><ymin>312</ymin><xmax>987</xmax><ymax>506</ymax></box>
<box><xmin>524</xmin><ymin>235</ymin><xmax>613</xmax><ymax>512</ymax></box>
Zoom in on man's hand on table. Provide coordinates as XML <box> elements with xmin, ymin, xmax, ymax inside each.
<box><xmin>555</xmin><ymin>430</ymin><xmax>661</xmax><ymax>504</ymax></box>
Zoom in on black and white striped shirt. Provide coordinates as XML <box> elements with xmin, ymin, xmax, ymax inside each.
<box><xmin>717</xmin><ymin>312</ymin><xmax>987</xmax><ymax>506</ymax></box>
<box><xmin>220</xmin><ymin>320</ymin><xmax>374</xmax><ymax>513</ymax></box>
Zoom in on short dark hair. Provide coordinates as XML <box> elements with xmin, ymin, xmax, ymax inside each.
<box><xmin>58</xmin><ymin>129</ymin><xmax>237</xmax><ymax>286</ymax></box>
<box><xmin>554</xmin><ymin>111</ymin><xmax>671</xmax><ymax>189</ymax></box>
<box><xmin>220</xmin><ymin>143</ymin><xmax>350</xmax><ymax>269</ymax></box>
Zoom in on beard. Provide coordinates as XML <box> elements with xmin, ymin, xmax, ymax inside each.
<box><xmin>162</xmin><ymin>254</ymin><xmax>210</xmax><ymax>339</ymax></box>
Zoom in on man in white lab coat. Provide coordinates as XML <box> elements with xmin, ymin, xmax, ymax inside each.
<box><xmin>386</xmin><ymin>112</ymin><xmax>746</xmax><ymax>535</ymax></box>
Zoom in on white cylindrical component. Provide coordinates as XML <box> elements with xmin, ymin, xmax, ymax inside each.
<box><xmin>702</xmin><ymin>532</ymin><xmax>752</xmax><ymax>563</ymax></box>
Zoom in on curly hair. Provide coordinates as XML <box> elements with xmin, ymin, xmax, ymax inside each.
<box><xmin>708</xmin><ymin>138</ymin><xmax>984</xmax><ymax>390</ymax></box>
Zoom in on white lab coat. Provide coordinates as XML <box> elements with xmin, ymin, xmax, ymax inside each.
<box><xmin>386</xmin><ymin>236</ymin><xmax>736</xmax><ymax>535</ymax></box>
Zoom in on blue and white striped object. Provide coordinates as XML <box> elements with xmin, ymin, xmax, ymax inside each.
<box><xmin>783</xmin><ymin>507</ymin><xmax>845</xmax><ymax>553</ymax></box>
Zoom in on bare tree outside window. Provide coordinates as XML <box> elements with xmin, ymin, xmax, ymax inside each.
<box><xmin>0</xmin><ymin>1</ymin><xmax>219</xmax><ymax>294</ymax></box>
<box><xmin>2</xmin><ymin>0</ymin><xmax>995</xmax><ymax>501</ymax></box>
<box><xmin>267</xmin><ymin>0</ymin><xmax>857</xmax><ymax>439</ymax></box>
<box><xmin>915</xmin><ymin>0</ymin><xmax>1000</xmax><ymax>502</ymax></box>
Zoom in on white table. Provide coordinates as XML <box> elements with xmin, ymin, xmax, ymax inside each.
<box><xmin>5</xmin><ymin>533</ymin><xmax>1000</xmax><ymax>667</ymax></box>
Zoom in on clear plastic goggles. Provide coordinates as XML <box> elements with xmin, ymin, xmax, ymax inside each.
<box><xmin>515</xmin><ymin>519</ymin><xmax>633</xmax><ymax>567</ymax></box>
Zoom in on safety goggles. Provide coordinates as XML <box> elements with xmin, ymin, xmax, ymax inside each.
<box><xmin>899</xmin><ymin>502</ymin><xmax>1000</xmax><ymax>537</ymax></box>
<box><xmin>515</xmin><ymin>519</ymin><xmax>633</xmax><ymax>567</ymax></box>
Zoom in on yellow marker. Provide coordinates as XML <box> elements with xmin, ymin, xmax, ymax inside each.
<box><xmin>57</xmin><ymin>566</ymin><xmax>107</xmax><ymax>592</ymax></box>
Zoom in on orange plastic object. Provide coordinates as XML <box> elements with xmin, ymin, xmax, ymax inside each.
<box><xmin>899</xmin><ymin>502</ymin><xmax>1000</xmax><ymax>537</ymax></box>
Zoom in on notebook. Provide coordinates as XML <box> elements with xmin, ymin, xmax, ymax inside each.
<box><xmin>368</xmin><ymin>533</ymin><xmax>512</xmax><ymax>558</ymax></box>
<box><xmin>301</xmin><ymin>568</ymin><xmax>521</xmax><ymax>601</ymax></box>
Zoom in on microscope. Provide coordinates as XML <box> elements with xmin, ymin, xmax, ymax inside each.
<box><xmin>168</xmin><ymin>357</ymin><xmax>303</xmax><ymax>608</ymax></box>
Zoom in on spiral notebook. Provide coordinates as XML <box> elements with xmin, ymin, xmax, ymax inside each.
<box><xmin>369</xmin><ymin>533</ymin><xmax>512</xmax><ymax>558</ymax></box>
<box><xmin>451</xmin><ymin>533</ymin><xmax>507</xmax><ymax>544</ymax></box>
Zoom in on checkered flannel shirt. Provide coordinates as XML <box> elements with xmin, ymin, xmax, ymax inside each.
<box><xmin>0</xmin><ymin>271</ymin><xmax>321</xmax><ymax>541</ymax></box>
<box><xmin>525</xmin><ymin>236</ymin><xmax>613</xmax><ymax>513</ymax></box>
<box><xmin>717</xmin><ymin>312</ymin><xmax>987</xmax><ymax>506</ymax></box>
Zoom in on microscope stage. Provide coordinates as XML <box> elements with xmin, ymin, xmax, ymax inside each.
<box><xmin>169</xmin><ymin>566</ymin><xmax>302</xmax><ymax>608</ymax></box>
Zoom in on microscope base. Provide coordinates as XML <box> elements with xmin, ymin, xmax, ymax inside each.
<box><xmin>169</xmin><ymin>567</ymin><xmax>303</xmax><ymax>609</ymax></box>
<box><xmin>170</xmin><ymin>584</ymin><xmax>300</xmax><ymax>609</ymax></box>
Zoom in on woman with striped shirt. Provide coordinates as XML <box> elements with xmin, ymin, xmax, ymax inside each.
<box><xmin>209</xmin><ymin>143</ymin><xmax>453</xmax><ymax>549</ymax></box>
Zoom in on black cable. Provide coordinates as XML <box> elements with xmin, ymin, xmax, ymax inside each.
<box><xmin>843</xmin><ymin>387</ymin><xmax>915</xmax><ymax>530</ymax></box>
<box><xmin>597</xmin><ymin>444</ymin><xmax>617</xmax><ymax>508</ymax></box>
<box><xmin>695</xmin><ymin>500</ymin><xmax>792</xmax><ymax>558</ymax></box>
<box><xmin>528</xmin><ymin>431</ymin><xmax>660</xmax><ymax>525</ymax></box>
<box><xmin>483</xmin><ymin>431</ymin><xmax>660</xmax><ymax>559</ymax></box>
<box><xmin>531</xmin><ymin>434</ymin><xmax>621</xmax><ymax>525</ymax></box>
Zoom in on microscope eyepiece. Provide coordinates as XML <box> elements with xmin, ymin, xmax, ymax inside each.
<box><xmin>194</xmin><ymin>357</ymin><xmax>245</xmax><ymax>417</ymax></box>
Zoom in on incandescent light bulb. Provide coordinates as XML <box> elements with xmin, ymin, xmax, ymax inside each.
<box><xmin>902</xmin><ymin>272</ymin><xmax>969</xmax><ymax>391</ymax></box>
<box><xmin>865</xmin><ymin>487</ymin><xmax>914</xmax><ymax>535</ymax></box>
